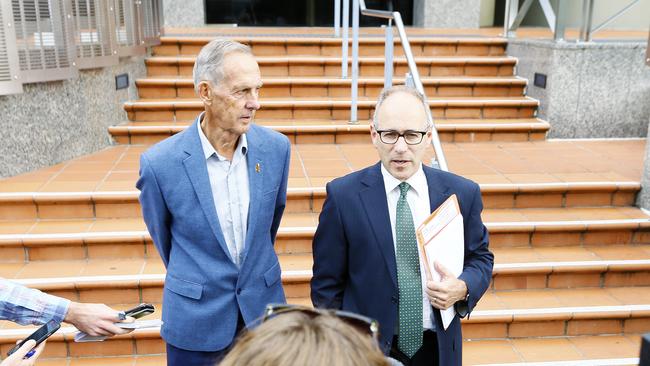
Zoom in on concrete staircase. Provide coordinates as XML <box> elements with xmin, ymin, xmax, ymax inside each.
<box><xmin>0</xmin><ymin>32</ymin><xmax>648</xmax><ymax>365</ymax></box>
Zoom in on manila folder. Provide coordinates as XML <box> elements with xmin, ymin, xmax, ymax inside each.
<box><xmin>416</xmin><ymin>194</ymin><xmax>464</xmax><ymax>330</ymax></box>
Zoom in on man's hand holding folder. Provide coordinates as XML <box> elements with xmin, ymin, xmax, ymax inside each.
<box><xmin>416</xmin><ymin>194</ymin><xmax>469</xmax><ymax>330</ymax></box>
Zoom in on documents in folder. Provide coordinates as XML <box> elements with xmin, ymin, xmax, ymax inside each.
<box><xmin>416</xmin><ymin>194</ymin><xmax>464</xmax><ymax>330</ymax></box>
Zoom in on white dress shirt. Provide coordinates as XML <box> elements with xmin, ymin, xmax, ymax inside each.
<box><xmin>198</xmin><ymin>116</ymin><xmax>250</xmax><ymax>267</ymax></box>
<box><xmin>381</xmin><ymin>163</ymin><xmax>435</xmax><ymax>331</ymax></box>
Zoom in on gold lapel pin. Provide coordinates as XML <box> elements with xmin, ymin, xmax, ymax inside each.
<box><xmin>255</xmin><ymin>163</ymin><xmax>261</xmax><ymax>173</ymax></box>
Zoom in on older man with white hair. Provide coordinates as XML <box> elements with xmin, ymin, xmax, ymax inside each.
<box><xmin>137</xmin><ymin>39</ymin><xmax>291</xmax><ymax>365</ymax></box>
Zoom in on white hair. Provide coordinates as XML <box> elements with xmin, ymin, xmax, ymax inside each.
<box><xmin>192</xmin><ymin>39</ymin><xmax>252</xmax><ymax>93</ymax></box>
<box><xmin>372</xmin><ymin>85</ymin><xmax>432</xmax><ymax>130</ymax></box>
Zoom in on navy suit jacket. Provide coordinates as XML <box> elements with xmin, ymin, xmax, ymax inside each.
<box><xmin>136</xmin><ymin>117</ymin><xmax>290</xmax><ymax>351</ymax></box>
<box><xmin>311</xmin><ymin>163</ymin><xmax>493</xmax><ymax>366</ymax></box>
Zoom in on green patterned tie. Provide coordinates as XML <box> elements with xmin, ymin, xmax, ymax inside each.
<box><xmin>396</xmin><ymin>182</ymin><xmax>423</xmax><ymax>358</ymax></box>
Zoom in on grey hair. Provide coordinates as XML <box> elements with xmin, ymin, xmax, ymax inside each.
<box><xmin>372</xmin><ymin>85</ymin><xmax>432</xmax><ymax>129</ymax></box>
<box><xmin>193</xmin><ymin>39</ymin><xmax>252</xmax><ymax>93</ymax></box>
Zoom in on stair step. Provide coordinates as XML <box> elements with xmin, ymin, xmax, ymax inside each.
<box><xmin>1</xmin><ymin>283</ymin><xmax>649</xmax><ymax>339</ymax></box>
<box><xmin>463</xmin><ymin>286</ymin><xmax>650</xmax><ymax>339</ymax></box>
<box><xmin>123</xmin><ymin>97</ymin><xmax>539</xmax><ymax>122</ymax></box>
<box><xmin>464</xmin><ymin>334</ymin><xmax>641</xmax><ymax>365</ymax></box>
<box><xmin>0</xmin><ymin>140</ymin><xmax>642</xmax><ymax>216</ymax></box>
<box><xmin>110</xmin><ymin>118</ymin><xmax>549</xmax><ymax>144</ymax></box>
<box><xmin>4</xmin><ymin>246</ymin><xmax>650</xmax><ymax>301</ymax></box>
<box><xmin>1</xmin><ymin>207</ymin><xmax>649</xmax><ymax>261</ymax></box>
<box><xmin>146</xmin><ymin>55</ymin><xmax>518</xmax><ymax>77</ymax></box>
<box><xmin>0</xmin><ymin>180</ymin><xmax>638</xmax><ymax>222</ymax></box>
<box><xmin>154</xmin><ymin>36</ymin><xmax>508</xmax><ymax>57</ymax></box>
<box><xmin>0</xmin><ymin>331</ymin><xmax>640</xmax><ymax>365</ymax></box>
<box><xmin>135</xmin><ymin>76</ymin><xmax>527</xmax><ymax>99</ymax></box>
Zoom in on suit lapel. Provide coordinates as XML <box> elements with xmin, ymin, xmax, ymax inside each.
<box><xmin>181</xmin><ymin>118</ymin><xmax>232</xmax><ymax>261</ymax></box>
<box><xmin>359</xmin><ymin>163</ymin><xmax>398</xmax><ymax>289</ymax></box>
<box><xmin>240</xmin><ymin>125</ymin><xmax>265</xmax><ymax>265</ymax></box>
<box><xmin>424</xmin><ymin>166</ymin><xmax>451</xmax><ymax>214</ymax></box>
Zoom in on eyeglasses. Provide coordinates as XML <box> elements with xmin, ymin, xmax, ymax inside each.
<box><xmin>263</xmin><ymin>303</ymin><xmax>380</xmax><ymax>341</ymax></box>
<box><xmin>375</xmin><ymin>129</ymin><xmax>428</xmax><ymax>145</ymax></box>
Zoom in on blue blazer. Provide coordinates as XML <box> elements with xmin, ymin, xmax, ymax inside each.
<box><xmin>136</xmin><ymin>117</ymin><xmax>290</xmax><ymax>351</ymax></box>
<box><xmin>311</xmin><ymin>163</ymin><xmax>493</xmax><ymax>366</ymax></box>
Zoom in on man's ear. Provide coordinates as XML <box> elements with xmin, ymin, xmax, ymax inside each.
<box><xmin>197</xmin><ymin>81</ymin><xmax>212</xmax><ymax>105</ymax></box>
<box><xmin>369</xmin><ymin>123</ymin><xmax>379</xmax><ymax>145</ymax></box>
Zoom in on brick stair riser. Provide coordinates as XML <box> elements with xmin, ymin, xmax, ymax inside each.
<box><xmin>125</xmin><ymin>104</ymin><xmax>537</xmax><ymax>122</ymax></box>
<box><xmin>153</xmin><ymin>41</ymin><xmax>506</xmax><ymax>58</ymax></box>
<box><xmin>111</xmin><ymin>127</ymin><xmax>547</xmax><ymax>145</ymax></box>
<box><xmin>8</xmin><ymin>278</ymin><xmax>650</xmax><ymax>338</ymax></box>
<box><xmin>0</xmin><ymin>334</ymin><xmax>163</xmax><ymax>360</ymax></box>
<box><xmin>1</xmin><ymin>226</ymin><xmax>648</xmax><ymax>262</ymax></box>
<box><xmin>0</xmin><ymin>189</ymin><xmax>637</xmax><ymax>221</ymax></box>
<box><xmin>136</xmin><ymin>82</ymin><xmax>526</xmax><ymax>100</ymax></box>
<box><xmin>461</xmin><ymin>316</ymin><xmax>650</xmax><ymax>340</ymax></box>
<box><xmin>147</xmin><ymin>61</ymin><xmax>516</xmax><ymax>78</ymax></box>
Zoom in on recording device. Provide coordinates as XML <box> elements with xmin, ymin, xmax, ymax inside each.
<box><xmin>6</xmin><ymin>319</ymin><xmax>60</xmax><ymax>358</ymax></box>
<box><xmin>123</xmin><ymin>303</ymin><xmax>155</xmax><ymax>319</ymax></box>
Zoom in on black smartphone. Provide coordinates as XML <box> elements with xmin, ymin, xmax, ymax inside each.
<box><xmin>7</xmin><ymin>319</ymin><xmax>60</xmax><ymax>357</ymax></box>
<box><xmin>124</xmin><ymin>303</ymin><xmax>155</xmax><ymax>319</ymax></box>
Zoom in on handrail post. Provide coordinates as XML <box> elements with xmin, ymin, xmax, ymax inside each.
<box><xmin>553</xmin><ymin>0</ymin><xmax>569</xmax><ymax>42</ymax></box>
<box><xmin>393</xmin><ymin>12</ymin><xmax>448</xmax><ymax>171</ymax></box>
<box><xmin>383</xmin><ymin>20</ymin><xmax>393</xmax><ymax>89</ymax></box>
<box><xmin>350</xmin><ymin>0</ymin><xmax>359</xmax><ymax>123</ymax></box>
<box><xmin>334</xmin><ymin>0</ymin><xmax>341</xmax><ymax>37</ymax></box>
<box><xmin>341</xmin><ymin>0</ymin><xmax>349</xmax><ymax>78</ymax></box>
<box><xmin>504</xmin><ymin>0</ymin><xmax>519</xmax><ymax>38</ymax></box>
<box><xmin>580</xmin><ymin>0</ymin><xmax>594</xmax><ymax>42</ymax></box>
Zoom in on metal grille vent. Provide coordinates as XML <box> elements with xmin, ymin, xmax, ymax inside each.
<box><xmin>73</xmin><ymin>0</ymin><xmax>117</xmax><ymax>69</ymax></box>
<box><xmin>139</xmin><ymin>0</ymin><xmax>159</xmax><ymax>46</ymax></box>
<box><xmin>12</xmin><ymin>0</ymin><xmax>77</xmax><ymax>83</ymax></box>
<box><xmin>0</xmin><ymin>1</ymin><xmax>22</xmax><ymax>94</ymax></box>
<box><xmin>113</xmin><ymin>0</ymin><xmax>143</xmax><ymax>56</ymax></box>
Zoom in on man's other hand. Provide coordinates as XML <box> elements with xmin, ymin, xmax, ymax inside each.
<box><xmin>425</xmin><ymin>261</ymin><xmax>468</xmax><ymax>310</ymax></box>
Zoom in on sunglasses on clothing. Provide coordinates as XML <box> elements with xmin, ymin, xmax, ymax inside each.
<box><xmin>262</xmin><ymin>303</ymin><xmax>380</xmax><ymax>341</ymax></box>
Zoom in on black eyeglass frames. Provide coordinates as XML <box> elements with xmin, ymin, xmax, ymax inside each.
<box><xmin>375</xmin><ymin>129</ymin><xmax>428</xmax><ymax>145</ymax></box>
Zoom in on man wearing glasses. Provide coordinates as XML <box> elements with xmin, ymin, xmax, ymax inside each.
<box><xmin>311</xmin><ymin>86</ymin><xmax>493</xmax><ymax>366</ymax></box>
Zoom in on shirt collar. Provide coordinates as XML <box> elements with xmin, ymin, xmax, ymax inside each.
<box><xmin>197</xmin><ymin>113</ymin><xmax>248</xmax><ymax>161</ymax></box>
<box><xmin>381</xmin><ymin>163</ymin><xmax>427</xmax><ymax>198</ymax></box>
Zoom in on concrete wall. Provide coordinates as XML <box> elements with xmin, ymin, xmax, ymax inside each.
<box><xmin>0</xmin><ymin>57</ymin><xmax>146</xmax><ymax>178</ymax></box>
<box><xmin>163</xmin><ymin>0</ymin><xmax>205</xmax><ymax>28</ymax></box>
<box><xmin>508</xmin><ymin>39</ymin><xmax>650</xmax><ymax>138</ymax></box>
<box><xmin>414</xmin><ymin>0</ymin><xmax>481</xmax><ymax>28</ymax></box>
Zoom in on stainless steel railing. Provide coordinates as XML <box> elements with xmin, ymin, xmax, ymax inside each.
<box><xmin>504</xmin><ymin>0</ymin><xmax>642</xmax><ymax>42</ymax></box>
<box><xmin>645</xmin><ymin>30</ymin><xmax>650</xmax><ymax>66</ymax></box>
<box><xmin>336</xmin><ymin>0</ymin><xmax>448</xmax><ymax>171</ymax></box>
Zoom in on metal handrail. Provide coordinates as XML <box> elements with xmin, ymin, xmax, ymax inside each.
<box><xmin>343</xmin><ymin>0</ymin><xmax>448</xmax><ymax>171</ymax></box>
<box><xmin>645</xmin><ymin>30</ymin><xmax>650</xmax><ymax>66</ymax></box>
<box><xmin>504</xmin><ymin>0</ymin><xmax>642</xmax><ymax>42</ymax></box>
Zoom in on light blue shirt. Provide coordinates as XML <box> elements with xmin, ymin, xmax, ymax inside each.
<box><xmin>198</xmin><ymin>115</ymin><xmax>250</xmax><ymax>267</ymax></box>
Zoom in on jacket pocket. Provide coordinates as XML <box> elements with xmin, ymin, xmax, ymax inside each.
<box><xmin>263</xmin><ymin>262</ymin><xmax>281</xmax><ymax>287</ymax></box>
<box><xmin>165</xmin><ymin>274</ymin><xmax>203</xmax><ymax>300</ymax></box>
